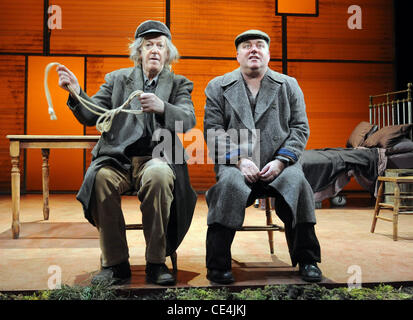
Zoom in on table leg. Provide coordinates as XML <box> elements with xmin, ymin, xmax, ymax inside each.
<box><xmin>10</xmin><ymin>141</ymin><xmax>20</xmax><ymax>239</ymax></box>
<box><xmin>41</xmin><ymin>148</ymin><xmax>50</xmax><ymax>220</ymax></box>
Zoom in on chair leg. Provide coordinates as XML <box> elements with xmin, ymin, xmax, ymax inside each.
<box><xmin>371</xmin><ymin>180</ymin><xmax>384</xmax><ymax>233</ymax></box>
<box><xmin>393</xmin><ymin>183</ymin><xmax>400</xmax><ymax>241</ymax></box>
<box><xmin>170</xmin><ymin>251</ymin><xmax>178</xmax><ymax>273</ymax></box>
<box><xmin>265</xmin><ymin>197</ymin><xmax>274</xmax><ymax>254</ymax></box>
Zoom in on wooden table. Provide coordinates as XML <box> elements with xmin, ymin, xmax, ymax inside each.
<box><xmin>6</xmin><ymin>135</ymin><xmax>100</xmax><ymax>239</ymax></box>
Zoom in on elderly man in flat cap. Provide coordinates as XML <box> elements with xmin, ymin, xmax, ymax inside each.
<box><xmin>203</xmin><ymin>29</ymin><xmax>322</xmax><ymax>284</ymax></box>
<box><xmin>56</xmin><ymin>20</ymin><xmax>197</xmax><ymax>286</ymax></box>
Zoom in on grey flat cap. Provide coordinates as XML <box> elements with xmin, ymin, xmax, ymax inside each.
<box><xmin>235</xmin><ymin>29</ymin><xmax>270</xmax><ymax>48</ymax></box>
<box><xmin>134</xmin><ymin>20</ymin><xmax>171</xmax><ymax>39</ymax></box>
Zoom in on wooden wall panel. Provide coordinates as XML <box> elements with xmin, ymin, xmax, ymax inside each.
<box><xmin>0</xmin><ymin>56</ymin><xmax>25</xmax><ymax>192</ymax></box>
<box><xmin>86</xmin><ymin>57</ymin><xmax>134</xmax><ymax>99</ymax></box>
<box><xmin>50</xmin><ymin>0</ymin><xmax>165</xmax><ymax>55</ymax></box>
<box><xmin>0</xmin><ymin>0</ymin><xmax>43</xmax><ymax>53</ymax></box>
<box><xmin>26</xmin><ymin>57</ymin><xmax>85</xmax><ymax>191</ymax></box>
<box><xmin>289</xmin><ymin>62</ymin><xmax>394</xmax><ymax>150</ymax></box>
<box><xmin>287</xmin><ymin>0</ymin><xmax>394</xmax><ymax>61</ymax></box>
<box><xmin>0</xmin><ymin>0</ymin><xmax>397</xmax><ymax>194</ymax></box>
<box><xmin>171</xmin><ymin>0</ymin><xmax>282</xmax><ymax>59</ymax></box>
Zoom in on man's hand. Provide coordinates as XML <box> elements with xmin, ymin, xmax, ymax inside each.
<box><xmin>138</xmin><ymin>93</ymin><xmax>165</xmax><ymax>114</ymax></box>
<box><xmin>56</xmin><ymin>64</ymin><xmax>81</xmax><ymax>95</ymax></box>
<box><xmin>237</xmin><ymin>158</ymin><xmax>260</xmax><ymax>184</ymax></box>
<box><xmin>259</xmin><ymin>159</ymin><xmax>285</xmax><ymax>182</ymax></box>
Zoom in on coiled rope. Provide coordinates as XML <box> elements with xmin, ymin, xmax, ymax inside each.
<box><xmin>44</xmin><ymin>62</ymin><xmax>143</xmax><ymax>133</ymax></box>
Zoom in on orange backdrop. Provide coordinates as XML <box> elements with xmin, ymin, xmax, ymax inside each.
<box><xmin>0</xmin><ymin>0</ymin><xmax>395</xmax><ymax>193</ymax></box>
<box><xmin>26</xmin><ymin>56</ymin><xmax>85</xmax><ymax>191</ymax></box>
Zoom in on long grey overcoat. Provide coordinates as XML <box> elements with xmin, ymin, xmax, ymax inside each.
<box><xmin>203</xmin><ymin>67</ymin><xmax>316</xmax><ymax>229</ymax></box>
<box><xmin>67</xmin><ymin>65</ymin><xmax>197</xmax><ymax>256</ymax></box>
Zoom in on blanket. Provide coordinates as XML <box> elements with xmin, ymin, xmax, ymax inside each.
<box><xmin>299</xmin><ymin>147</ymin><xmax>385</xmax><ymax>201</ymax></box>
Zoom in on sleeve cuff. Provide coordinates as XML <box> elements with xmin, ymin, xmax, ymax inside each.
<box><xmin>225</xmin><ymin>148</ymin><xmax>241</xmax><ymax>164</ymax></box>
<box><xmin>276</xmin><ymin>148</ymin><xmax>297</xmax><ymax>163</ymax></box>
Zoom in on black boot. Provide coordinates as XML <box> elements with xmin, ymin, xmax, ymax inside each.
<box><xmin>299</xmin><ymin>262</ymin><xmax>322</xmax><ymax>282</ymax></box>
<box><xmin>91</xmin><ymin>261</ymin><xmax>131</xmax><ymax>285</ymax></box>
<box><xmin>206</xmin><ymin>224</ymin><xmax>236</xmax><ymax>284</ymax></box>
<box><xmin>207</xmin><ymin>269</ymin><xmax>235</xmax><ymax>284</ymax></box>
<box><xmin>145</xmin><ymin>263</ymin><xmax>176</xmax><ymax>286</ymax></box>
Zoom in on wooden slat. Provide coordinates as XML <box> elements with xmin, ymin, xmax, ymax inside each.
<box><xmin>0</xmin><ymin>0</ymin><xmax>43</xmax><ymax>53</ymax></box>
<box><xmin>379</xmin><ymin>203</ymin><xmax>413</xmax><ymax>210</ymax></box>
<box><xmin>0</xmin><ymin>56</ymin><xmax>25</xmax><ymax>192</ymax></box>
<box><xmin>171</xmin><ymin>0</ymin><xmax>282</xmax><ymax>58</ymax></box>
<box><xmin>289</xmin><ymin>62</ymin><xmax>394</xmax><ymax>150</ymax></box>
<box><xmin>287</xmin><ymin>0</ymin><xmax>394</xmax><ymax>61</ymax></box>
<box><xmin>376</xmin><ymin>216</ymin><xmax>393</xmax><ymax>222</ymax></box>
<box><xmin>50</xmin><ymin>0</ymin><xmax>165</xmax><ymax>55</ymax></box>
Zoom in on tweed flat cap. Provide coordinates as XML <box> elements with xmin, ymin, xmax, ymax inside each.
<box><xmin>134</xmin><ymin>20</ymin><xmax>171</xmax><ymax>39</ymax></box>
<box><xmin>234</xmin><ymin>29</ymin><xmax>270</xmax><ymax>48</ymax></box>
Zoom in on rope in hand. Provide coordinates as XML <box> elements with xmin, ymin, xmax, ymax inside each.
<box><xmin>44</xmin><ymin>62</ymin><xmax>144</xmax><ymax>133</ymax></box>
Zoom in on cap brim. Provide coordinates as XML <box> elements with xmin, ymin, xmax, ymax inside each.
<box><xmin>138</xmin><ymin>29</ymin><xmax>171</xmax><ymax>39</ymax></box>
<box><xmin>235</xmin><ymin>34</ymin><xmax>269</xmax><ymax>47</ymax></box>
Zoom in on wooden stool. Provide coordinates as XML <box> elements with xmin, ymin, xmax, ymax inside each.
<box><xmin>371</xmin><ymin>176</ymin><xmax>413</xmax><ymax>241</ymax></box>
<box><xmin>237</xmin><ymin>197</ymin><xmax>284</xmax><ymax>254</ymax></box>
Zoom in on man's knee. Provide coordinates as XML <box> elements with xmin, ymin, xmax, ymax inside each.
<box><xmin>141</xmin><ymin>163</ymin><xmax>175</xmax><ymax>191</ymax></box>
<box><xmin>217</xmin><ymin>168</ymin><xmax>246</xmax><ymax>191</ymax></box>
<box><xmin>94</xmin><ymin>167</ymin><xmax>126</xmax><ymax>197</ymax></box>
<box><xmin>95</xmin><ymin>167</ymin><xmax>113</xmax><ymax>191</ymax></box>
<box><xmin>95</xmin><ymin>167</ymin><xmax>113</xmax><ymax>185</ymax></box>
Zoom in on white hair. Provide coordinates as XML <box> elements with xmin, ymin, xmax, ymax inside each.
<box><xmin>129</xmin><ymin>35</ymin><xmax>180</xmax><ymax>67</ymax></box>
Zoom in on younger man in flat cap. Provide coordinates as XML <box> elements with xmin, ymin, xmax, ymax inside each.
<box><xmin>56</xmin><ymin>20</ymin><xmax>197</xmax><ymax>286</ymax></box>
<box><xmin>203</xmin><ymin>29</ymin><xmax>322</xmax><ymax>284</ymax></box>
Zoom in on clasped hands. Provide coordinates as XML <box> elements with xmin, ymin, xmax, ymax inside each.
<box><xmin>237</xmin><ymin>158</ymin><xmax>285</xmax><ymax>184</ymax></box>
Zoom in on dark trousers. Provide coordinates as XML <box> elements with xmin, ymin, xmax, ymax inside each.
<box><xmin>206</xmin><ymin>182</ymin><xmax>321</xmax><ymax>270</ymax></box>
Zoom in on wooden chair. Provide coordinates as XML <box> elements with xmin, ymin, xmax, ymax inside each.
<box><xmin>237</xmin><ymin>197</ymin><xmax>284</xmax><ymax>254</ymax></box>
<box><xmin>371</xmin><ymin>176</ymin><xmax>413</xmax><ymax>241</ymax></box>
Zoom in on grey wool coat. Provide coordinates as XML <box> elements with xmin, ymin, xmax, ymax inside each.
<box><xmin>67</xmin><ymin>65</ymin><xmax>197</xmax><ymax>256</ymax></box>
<box><xmin>203</xmin><ymin>67</ymin><xmax>316</xmax><ymax>229</ymax></box>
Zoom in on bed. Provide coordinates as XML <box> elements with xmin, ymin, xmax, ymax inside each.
<box><xmin>300</xmin><ymin>83</ymin><xmax>413</xmax><ymax>206</ymax></box>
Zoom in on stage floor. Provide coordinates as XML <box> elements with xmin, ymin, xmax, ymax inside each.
<box><xmin>1</xmin><ymin>193</ymin><xmax>413</xmax><ymax>292</ymax></box>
